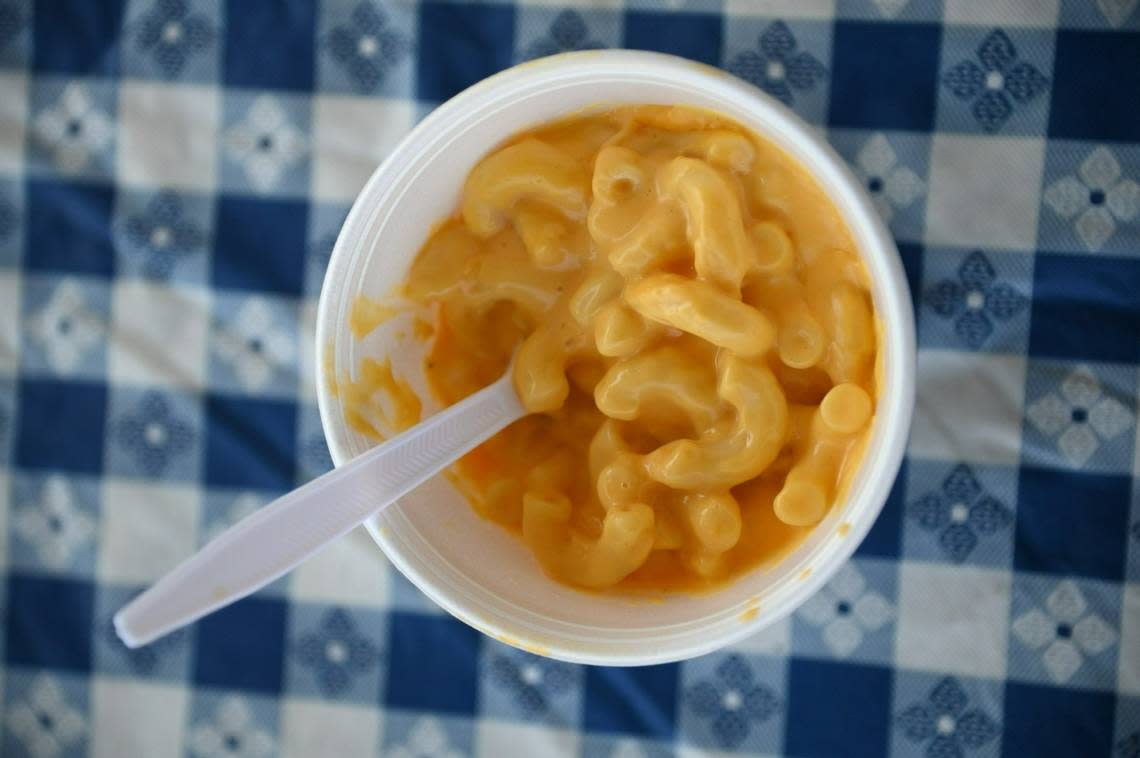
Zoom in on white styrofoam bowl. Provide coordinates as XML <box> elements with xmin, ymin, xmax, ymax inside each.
<box><xmin>315</xmin><ymin>50</ymin><xmax>915</xmax><ymax>666</ymax></box>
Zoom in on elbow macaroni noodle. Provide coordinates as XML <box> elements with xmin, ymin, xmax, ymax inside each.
<box><xmin>347</xmin><ymin>105</ymin><xmax>879</xmax><ymax>591</ymax></box>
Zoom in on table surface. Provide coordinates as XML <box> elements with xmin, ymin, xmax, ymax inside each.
<box><xmin>1</xmin><ymin>1</ymin><xmax>1139</xmax><ymax>756</ymax></box>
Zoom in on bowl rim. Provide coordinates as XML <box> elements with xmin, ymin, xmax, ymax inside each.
<box><xmin>316</xmin><ymin>49</ymin><xmax>916</xmax><ymax>665</ymax></box>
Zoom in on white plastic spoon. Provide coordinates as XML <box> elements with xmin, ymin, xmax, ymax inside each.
<box><xmin>114</xmin><ymin>368</ymin><xmax>525</xmax><ymax>648</ymax></box>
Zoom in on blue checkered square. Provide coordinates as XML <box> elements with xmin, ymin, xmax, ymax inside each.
<box><xmin>303</xmin><ymin>201</ymin><xmax>346</xmax><ymax>298</ymax></box>
<box><xmin>204</xmin><ymin>393</ymin><xmax>297</xmax><ymax>491</ymax></box>
<box><xmin>624</xmin><ymin>11</ymin><xmax>722</xmax><ymax>66</ymax></box>
<box><xmin>584</xmin><ymin>664</ymin><xmax>679</xmax><ymax>739</ymax></box>
<box><xmin>386</xmin><ymin>612</ymin><xmax>479</xmax><ymax>715</ymax></box>
<box><xmin>15</xmin><ymin>378</ymin><xmax>107</xmax><ymax>474</ymax></box>
<box><xmin>1007</xmin><ymin>573</ymin><xmax>1121</xmax><ymax>690</ymax></box>
<box><xmin>1049</xmin><ymin>29</ymin><xmax>1140</xmax><ymax>141</ymax></box>
<box><xmin>835</xmin><ymin>0</ymin><xmax>944</xmax><ymax>22</ymax></box>
<box><xmin>1015</xmin><ymin>466</ymin><xmax>1130</xmax><ymax>581</ymax></box>
<box><xmin>785</xmin><ymin>659</ymin><xmax>892</xmax><ymax>758</ymax></box>
<box><xmin>19</xmin><ymin>274</ymin><xmax>111</xmax><ymax>380</ymax></box>
<box><xmin>218</xmin><ymin>90</ymin><xmax>312</xmax><ymax>198</ymax></box>
<box><xmin>1059</xmin><ymin>0</ymin><xmax>1140</xmax><ymax>29</ymax></box>
<box><xmin>26</xmin><ymin>76</ymin><xmax>118</xmax><ymax>182</ymax></box>
<box><xmin>380</xmin><ymin>711</ymin><xmax>475</xmax><ymax>757</ymax></box>
<box><xmin>295</xmin><ymin>404</ymin><xmax>332</xmax><ymax>485</ymax></box>
<box><xmin>32</xmin><ymin>0</ymin><xmax>124</xmax><ymax>76</ymax></box>
<box><xmin>828</xmin><ymin>21</ymin><xmax>942</xmax><ymax>130</ymax></box>
<box><xmin>1037</xmin><ymin>140</ymin><xmax>1140</xmax><ymax>257</ymax></box>
<box><xmin>515</xmin><ymin>8</ymin><xmax>621</xmax><ymax>63</ymax></box>
<box><xmin>6</xmin><ymin>572</ymin><xmax>95</xmax><ymax>671</ymax></box>
<box><xmin>104</xmin><ymin>385</ymin><xmax>204</xmax><ymax>482</ymax></box>
<box><xmin>416</xmin><ymin>2</ymin><xmax>515</xmax><ymax>104</ymax></box>
<box><xmin>112</xmin><ymin>188</ymin><xmax>214</xmax><ymax>284</ymax></box>
<box><xmin>902</xmin><ymin>460</ymin><xmax>1017</xmax><ymax>569</ymax></box>
<box><xmin>1029</xmin><ymin>254</ymin><xmax>1140</xmax><ymax>364</ymax></box>
<box><xmin>935</xmin><ymin>26</ymin><xmax>1054</xmax><ymax>137</ymax></box>
<box><xmin>792</xmin><ymin>558</ymin><xmax>898</xmax><ymax>665</ymax></box>
<box><xmin>0</xmin><ymin>0</ymin><xmax>31</xmax><ymax>70</ymax></box>
<box><xmin>918</xmin><ymin>247</ymin><xmax>1033</xmax><ymax>354</ymax></box>
<box><xmin>1003</xmin><ymin>682</ymin><xmax>1116</xmax><ymax>755</ymax></box>
<box><xmin>284</xmin><ymin>603</ymin><xmax>387</xmax><ymax>703</ymax></box>
<box><xmin>722</xmin><ymin>18</ymin><xmax>831</xmax><ymax>126</ymax></box>
<box><xmin>480</xmin><ymin>641</ymin><xmax>584</xmax><ymax>728</ymax></box>
<box><xmin>222</xmin><ymin>0</ymin><xmax>316</xmax><ymax>91</ymax></box>
<box><xmin>194</xmin><ymin>594</ymin><xmax>288</xmax><ymax>693</ymax></box>
<box><xmin>25</xmin><ymin>179</ymin><xmax>115</xmax><ymax>277</ymax></box>
<box><xmin>316</xmin><ymin>0</ymin><xmax>416</xmax><ymax>96</ymax></box>
<box><xmin>1022</xmin><ymin>359</ymin><xmax>1137</xmax><ymax>474</ymax></box>
<box><xmin>208</xmin><ymin>290</ymin><xmax>300</xmax><ymax>400</ymax></box>
<box><xmin>1</xmin><ymin>668</ymin><xmax>90</xmax><ymax>757</ymax></box>
<box><xmin>678</xmin><ymin>652</ymin><xmax>785</xmax><ymax>753</ymax></box>
<box><xmin>93</xmin><ymin>583</ymin><xmax>195</xmax><ymax>681</ymax></box>
<box><xmin>0</xmin><ymin>377</ymin><xmax>14</xmax><ymax>463</ymax></box>
<box><xmin>889</xmin><ymin>671</ymin><xmax>1003</xmax><ymax>758</ymax></box>
<box><xmin>0</xmin><ymin>176</ymin><xmax>21</xmax><ymax>266</ymax></box>
<box><xmin>8</xmin><ymin>471</ymin><xmax>100</xmax><ymax>578</ymax></box>
<box><xmin>829</xmin><ymin>130</ymin><xmax>931</xmax><ymax>244</ymax></box>
<box><xmin>212</xmin><ymin>194</ymin><xmax>309</xmax><ymax>295</ymax></box>
<box><xmin>120</xmin><ymin>0</ymin><xmax>222</xmax><ymax>84</ymax></box>
<box><xmin>186</xmin><ymin>689</ymin><xmax>280</xmax><ymax>752</ymax></box>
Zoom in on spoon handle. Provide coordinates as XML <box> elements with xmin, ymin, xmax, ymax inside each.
<box><xmin>115</xmin><ymin>373</ymin><xmax>525</xmax><ymax>648</ymax></box>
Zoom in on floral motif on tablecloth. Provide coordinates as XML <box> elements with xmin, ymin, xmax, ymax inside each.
<box><xmin>942</xmin><ymin>29</ymin><xmax>1048</xmax><ymax>132</ymax></box>
<box><xmin>33</xmin><ymin>82</ymin><xmax>114</xmax><ymax>173</ymax></box>
<box><xmin>13</xmin><ymin>475</ymin><xmax>96</xmax><ymax>570</ymax></box>
<box><xmin>294</xmin><ymin>608</ymin><xmax>382</xmax><ymax>697</ymax></box>
<box><xmin>387</xmin><ymin>718</ymin><xmax>465</xmax><ymax>758</ymax></box>
<box><xmin>853</xmin><ymin>133</ymin><xmax>925</xmax><ymax>223</ymax></box>
<box><xmin>213</xmin><ymin>297</ymin><xmax>296</xmax><ymax>391</ymax></box>
<box><xmin>115</xmin><ymin>392</ymin><xmax>195</xmax><ymax>476</ymax></box>
<box><xmin>488</xmin><ymin>648</ymin><xmax>576</xmax><ymax>719</ymax></box>
<box><xmin>101</xmin><ymin>612</ymin><xmax>187</xmax><ymax>675</ymax></box>
<box><xmin>122</xmin><ymin>191</ymin><xmax>206</xmax><ymax>279</ymax></box>
<box><xmin>325</xmin><ymin>2</ymin><xmax>409</xmax><ymax>93</ymax></box>
<box><xmin>1044</xmin><ymin>146</ymin><xmax>1139</xmax><ymax>251</ymax></box>
<box><xmin>1012</xmin><ymin>579</ymin><xmax>1117</xmax><ymax>684</ymax></box>
<box><xmin>28</xmin><ymin>278</ymin><xmax>104</xmax><ymax>375</ymax></box>
<box><xmin>188</xmin><ymin>697</ymin><xmax>274</xmax><ymax>758</ymax></box>
<box><xmin>685</xmin><ymin>655</ymin><xmax>780</xmax><ymax>749</ymax></box>
<box><xmin>797</xmin><ymin>561</ymin><xmax>893</xmax><ymax>657</ymax></box>
<box><xmin>223</xmin><ymin>96</ymin><xmax>306</xmax><ymax>193</ymax></box>
<box><xmin>896</xmin><ymin>677</ymin><xmax>1000</xmax><ymax>758</ymax></box>
<box><xmin>925</xmin><ymin>250</ymin><xmax>1027</xmax><ymax>349</ymax></box>
<box><xmin>909</xmin><ymin>464</ymin><xmax>1013</xmax><ymax>563</ymax></box>
<box><xmin>1026</xmin><ymin>364</ymin><xmax>1135</xmax><ymax>468</ymax></box>
<box><xmin>5</xmin><ymin>674</ymin><xmax>87</xmax><ymax>758</ymax></box>
<box><xmin>727</xmin><ymin>21</ymin><xmax>827</xmax><ymax>107</ymax></box>
<box><xmin>134</xmin><ymin>0</ymin><xmax>215</xmax><ymax>78</ymax></box>
<box><xmin>524</xmin><ymin>11</ymin><xmax>603</xmax><ymax>60</ymax></box>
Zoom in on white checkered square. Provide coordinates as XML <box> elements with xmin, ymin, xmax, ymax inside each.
<box><xmin>288</xmin><ymin>528</ymin><xmax>391</xmax><ymax>608</ymax></box>
<box><xmin>90</xmin><ymin>678</ymin><xmax>188</xmax><ymax>758</ymax></box>
<box><xmin>925</xmin><ymin>135</ymin><xmax>1046</xmax><ymax>250</ymax></box>
<box><xmin>97</xmin><ymin>479</ymin><xmax>200</xmax><ymax>584</ymax></box>
<box><xmin>725</xmin><ymin>0</ymin><xmax>835</xmax><ymax>18</ymax></box>
<box><xmin>944</xmin><ymin>0</ymin><xmax>1060</xmax><ymax>26</ymax></box>
<box><xmin>311</xmin><ymin>93</ymin><xmax>415</xmax><ymax>202</ymax></box>
<box><xmin>108</xmin><ymin>280</ymin><xmax>210</xmax><ymax>389</ymax></box>
<box><xmin>1120</xmin><ymin>583</ymin><xmax>1140</xmax><ymax>695</ymax></box>
<box><xmin>476</xmin><ymin>720</ymin><xmax>579</xmax><ymax>758</ymax></box>
<box><xmin>279</xmin><ymin>698</ymin><xmax>382</xmax><ymax>757</ymax></box>
<box><xmin>909</xmin><ymin>350</ymin><xmax>1026</xmax><ymax>465</ymax></box>
<box><xmin>0</xmin><ymin>73</ymin><xmax>27</xmax><ymax>175</ymax></box>
<box><xmin>117</xmin><ymin>81</ymin><xmax>220</xmax><ymax>191</ymax></box>
<box><xmin>0</xmin><ymin>271</ymin><xmax>20</xmax><ymax>376</ymax></box>
<box><xmin>896</xmin><ymin>561</ymin><xmax>1012</xmax><ymax>679</ymax></box>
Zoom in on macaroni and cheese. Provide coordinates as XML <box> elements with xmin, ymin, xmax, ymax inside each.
<box><xmin>346</xmin><ymin>105</ymin><xmax>878</xmax><ymax>592</ymax></box>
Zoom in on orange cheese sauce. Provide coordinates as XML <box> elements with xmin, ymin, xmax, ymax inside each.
<box><xmin>345</xmin><ymin>105</ymin><xmax>878</xmax><ymax>593</ymax></box>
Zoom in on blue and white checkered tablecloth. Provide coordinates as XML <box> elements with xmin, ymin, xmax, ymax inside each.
<box><xmin>0</xmin><ymin>0</ymin><xmax>1138</xmax><ymax>756</ymax></box>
